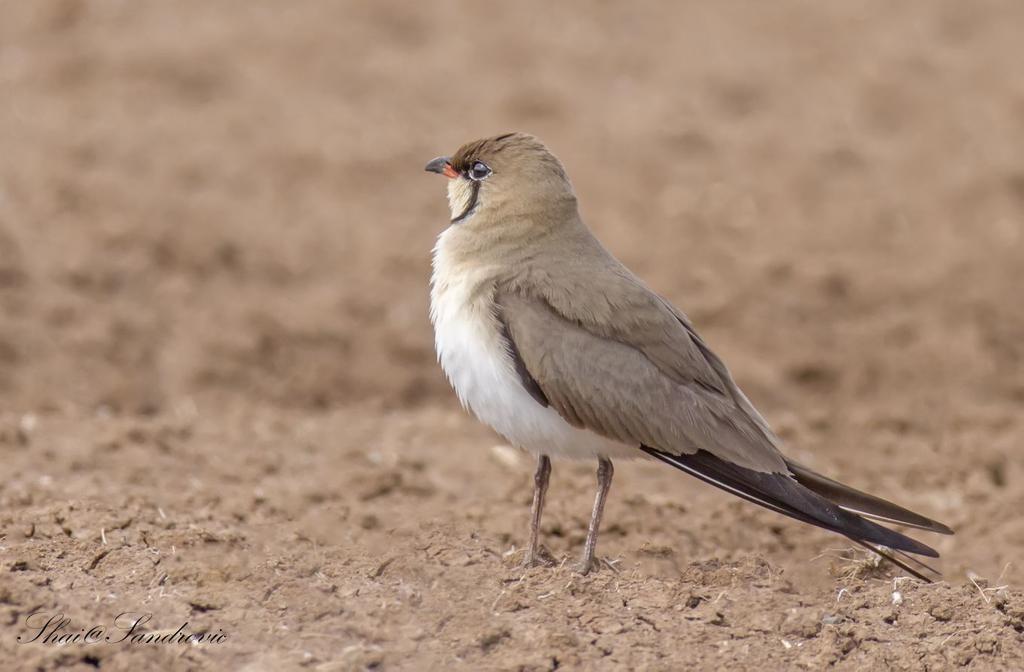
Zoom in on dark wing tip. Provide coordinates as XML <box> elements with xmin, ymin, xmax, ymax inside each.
<box><xmin>642</xmin><ymin>445</ymin><xmax>942</xmax><ymax>561</ymax></box>
<box><xmin>784</xmin><ymin>458</ymin><xmax>954</xmax><ymax>536</ymax></box>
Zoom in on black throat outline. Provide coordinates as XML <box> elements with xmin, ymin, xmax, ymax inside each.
<box><xmin>451</xmin><ymin>180</ymin><xmax>481</xmax><ymax>223</ymax></box>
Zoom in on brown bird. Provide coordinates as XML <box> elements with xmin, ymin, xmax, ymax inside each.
<box><xmin>425</xmin><ymin>132</ymin><xmax>952</xmax><ymax>578</ymax></box>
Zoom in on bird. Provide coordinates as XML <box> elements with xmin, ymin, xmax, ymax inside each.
<box><xmin>424</xmin><ymin>132</ymin><xmax>953</xmax><ymax>579</ymax></box>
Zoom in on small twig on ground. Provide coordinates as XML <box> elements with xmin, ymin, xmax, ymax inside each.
<box><xmin>827</xmin><ymin>547</ymin><xmax>885</xmax><ymax>582</ymax></box>
<box><xmin>602</xmin><ymin>557</ymin><xmax>622</xmax><ymax>573</ymax></box>
<box><xmin>967</xmin><ymin>570</ymin><xmax>1009</xmax><ymax>605</ymax></box>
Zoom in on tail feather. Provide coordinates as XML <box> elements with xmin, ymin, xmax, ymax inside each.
<box><xmin>785</xmin><ymin>458</ymin><xmax>954</xmax><ymax>535</ymax></box>
<box><xmin>641</xmin><ymin>445</ymin><xmax>950</xmax><ymax>580</ymax></box>
<box><xmin>847</xmin><ymin>539</ymin><xmax>941</xmax><ymax>583</ymax></box>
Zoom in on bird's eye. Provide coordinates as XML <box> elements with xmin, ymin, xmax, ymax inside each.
<box><xmin>467</xmin><ymin>161</ymin><xmax>492</xmax><ymax>181</ymax></box>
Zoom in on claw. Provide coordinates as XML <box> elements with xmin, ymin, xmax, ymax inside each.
<box><xmin>520</xmin><ymin>546</ymin><xmax>556</xmax><ymax>570</ymax></box>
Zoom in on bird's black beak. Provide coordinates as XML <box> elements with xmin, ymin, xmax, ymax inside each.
<box><xmin>425</xmin><ymin>156</ymin><xmax>458</xmax><ymax>179</ymax></box>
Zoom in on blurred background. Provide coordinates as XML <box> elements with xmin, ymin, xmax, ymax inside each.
<box><xmin>1</xmin><ymin>1</ymin><xmax>1023</xmax><ymax>668</ymax></box>
<box><xmin>2</xmin><ymin>1</ymin><xmax>1022</xmax><ymax>415</ymax></box>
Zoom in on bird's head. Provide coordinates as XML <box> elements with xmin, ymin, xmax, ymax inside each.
<box><xmin>424</xmin><ymin>133</ymin><xmax>577</xmax><ymax>229</ymax></box>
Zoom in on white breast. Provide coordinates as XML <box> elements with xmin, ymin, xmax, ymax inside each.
<box><xmin>430</xmin><ymin>228</ymin><xmax>636</xmax><ymax>460</ymax></box>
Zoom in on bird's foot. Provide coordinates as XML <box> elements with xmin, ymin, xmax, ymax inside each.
<box><xmin>518</xmin><ymin>547</ymin><xmax>556</xmax><ymax>570</ymax></box>
<box><xmin>574</xmin><ymin>556</ymin><xmax>621</xmax><ymax>576</ymax></box>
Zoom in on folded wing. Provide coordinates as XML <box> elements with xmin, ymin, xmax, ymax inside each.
<box><xmin>495</xmin><ymin>287</ymin><xmax>951</xmax><ymax>571</ymax></box>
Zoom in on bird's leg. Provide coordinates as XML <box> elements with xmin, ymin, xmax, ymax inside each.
<box><xmin>578</xmin><ymin>457</ymin><xmax>614</xmax><ymax>575</ymax></box>
<box><xmin>523</xmin><ymin>454</ymin><xmax>552</xmax><ymax>568</ymax></box>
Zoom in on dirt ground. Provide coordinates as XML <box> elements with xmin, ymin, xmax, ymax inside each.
<box><xmin>2</xmin><ymin>1</ymin><xmax>1024</xmax><ymax>670</ymax></box>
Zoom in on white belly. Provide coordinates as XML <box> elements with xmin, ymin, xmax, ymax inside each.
<box><xmin>430</xmin><ymin>233</ymin><xmax>636</xmax><ymax>460</ymax></box>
